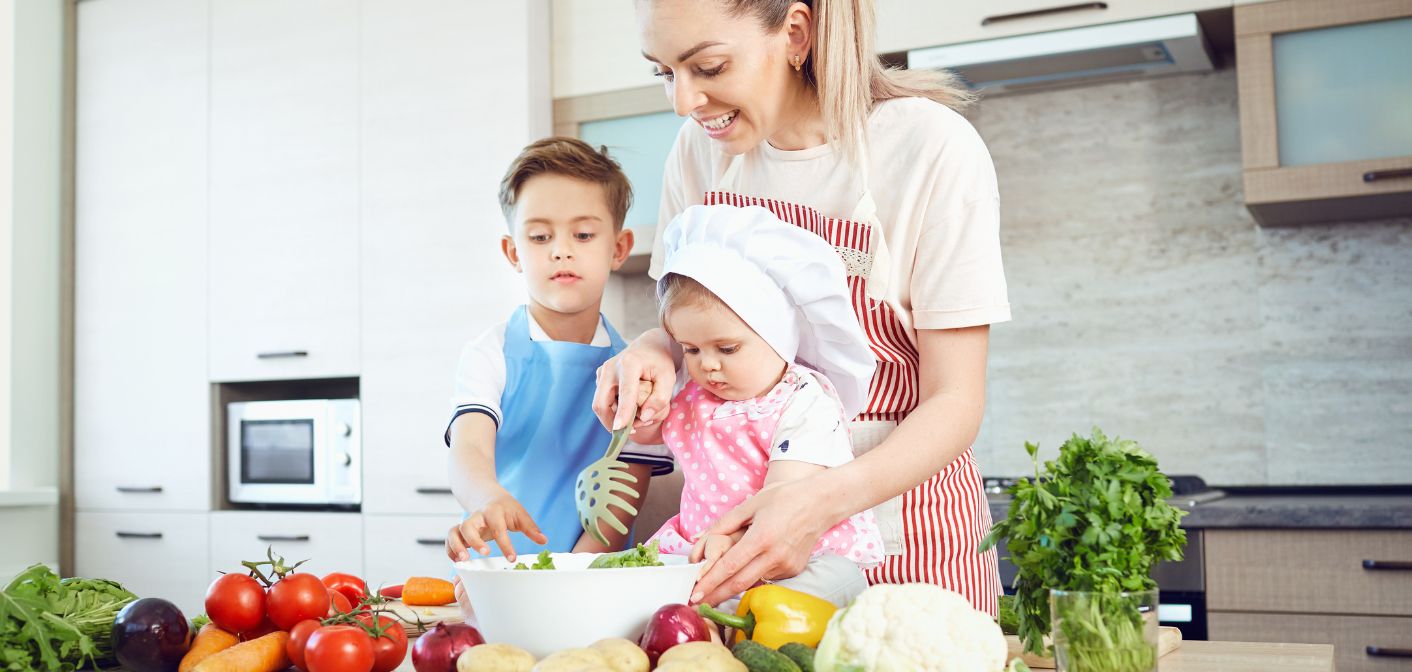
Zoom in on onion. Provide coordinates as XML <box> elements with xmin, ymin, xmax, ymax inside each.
<box><xmin>411</xmin><ymin>623</ymin><xmax>485</xmax><ymax>672</ymax></box>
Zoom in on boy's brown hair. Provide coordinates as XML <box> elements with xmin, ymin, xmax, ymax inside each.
<box><xmin>498</xmin><ymin>137</ymin><xmax>633</xmax><ymax>230</ymax></box>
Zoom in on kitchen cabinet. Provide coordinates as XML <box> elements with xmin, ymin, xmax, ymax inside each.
<box><xmin>209</xmin><ymin>511</ymin><xmax>364</xmax><ymax>579</ymax></box>
<box><xmin>875</xmin><ymin>0</ymin><xmax>1230</xmax><ymax>54</ymax></box>
<box><xmin>74</xmin><ymin>0</ymin><xmax>211</xmax><ymax>513</ymax></box>
<box><xmin>1207</xmin><ymin>529</ymin><xmax>1412</xmax><ymax>672</ymax></box>
<box><xmin>1235</xmin><ymin>0</ymin><xmax>1412</xmax><ymax>225</ymax></box>
<box><xmin>358</xmin><ymin>0</ymin><xmax>541</xmax><ymax>516</ymax></box>
<box><xmin>207</xmin><ymin>0</ymin><xmax>360</xmax><ymax>382</ymax></box>
<box><xmin>551</xmin><ymin>0</ymin><xmax>655</xmax><ymax>99</ymax></box>
<box><xmin>75</xmin><ymin>512</ymin><xmax>210</xmax><ymax>617</ymax></box>
<box><xmin>362</xmin><ymin>515</ymin><xmax>463</xmax><ymax>586</ymax></box>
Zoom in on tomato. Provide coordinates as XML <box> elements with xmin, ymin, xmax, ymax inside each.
<box><xmin>204</xmin><ymin>573</ymin><xmax>266</xmax><ymax>634</ymax></box>
<box><xmin>327</xmin><ymin>588</ymin><xmax>352</xmax><ymax>616</ymax></box>
<box><xmin>287</xmin><ymin>619</ymin><xmax>322</xmax><ymax>672</ymax></box>
<box><xmin>238</xmin><ymin>616</ymin><xmax>279</xmax><ymax>642</ymax></box>
<box><xmin>321</xmin><ymin>572</ymin><xmax>368</xmax><ymax>605</ymax></box>
<box><xmin>305</xmin><ymin>625</ymin><xmax>374</xmax><ymax>672</ymax></box>
<box><xmin>266</xmin><ymin>573</ymin><xmax>331</xmax><ymax>631</ymax></box>
<box><xmin>356</xmin><ymin>613</ymin><xmax>408</xmax><ymax>672</ymax></box>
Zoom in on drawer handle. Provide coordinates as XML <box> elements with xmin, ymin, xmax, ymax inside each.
<box><xmin>116</xmin><ymin>486</ymin><xmax>163</xmax><ymax>493</ymax></box>
<box><xmin>415</xmin><ymin>538</ymin><xmax>444</xmax><ymax>546</ymax></box>
<box><xmin>1362</xmin><ymin>559</ymin><xmax>1412</xmax><ymax>571</ymax></box>
<box><xmin>116</xmin><ymin>531</ymin><xmax>163</xmax><ymax>539</ymax></box>
<box><xmin>982</xmin><ymin>2</ymin><xmax>1107</xmax><ymax>26</ymax></box>
<box><xmin>256</xmin><ymin>350</ymin><xmax>309</xmax><ymax>359</ymax></box>
<box><xmin>1366</xmin><ymin>646</ymin><xmax>1412</xmax><ymax>658</ymax></box>
<box><xmin>257</xmin><ymin>534</ymin><xmax>311</xmax><ymax>542</ymax></box>
<box><xmin>1364</xmin><ymin>168</ymin><xmax>1412</xmax><ymax>183</ymax></box>
<box><xmin>415</xmin><ymin>487</ymin><xmax>454</xmax><ymax>495</ymax></box>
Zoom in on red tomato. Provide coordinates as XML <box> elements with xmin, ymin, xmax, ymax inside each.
<box><xmin>266</xmin><ymin>573</ymin><xmax>331</xmax><ymax>631</ymax></box>
<box><xmin>204</xmin><ymin>573</ymin><xmax>266</xmax><ymax>634</ymax></box>
<box><xmin>321</xmin><ymin>572</ymin><xmax>368</xmax><ymax>605</ymax></box>
<box><xmin>305</xmin><ymin>625</ymin><xmax>374</xmax><ymax>672</ymax></box>
<box><xmin>238</xmin><ymin>616</ymin><xmax>279</xmax><ymax>642</ymax></box>
<box><xmin>355</xmin><ymin>613</ymin><xmax>409</xmax><ymax>672</ymax></box>
<box><xmin>287</xmin><ymin>619</ymin><xmax>322</xmax><ymax>672</ymax></box>
<box><xmin>327</xmin><ymin>588</ymin><xmax>352</xmax><ymax>616</ymax></box>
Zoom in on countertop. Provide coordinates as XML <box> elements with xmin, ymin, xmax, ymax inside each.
<box><xmin>1158</xmin><ymin>640</ymin><xmax>1333</xmax><ymax>672</ymax></box>
<box><xmin>988</xmin><ymin>490</ymin><xmax>1412</xmax><ymax>529</ymax></box>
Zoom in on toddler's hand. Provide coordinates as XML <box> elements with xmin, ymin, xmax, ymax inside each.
<box><xmin>446</xmin><ymin>489</ymin><xmax>547</xmax><ymax>563</ymax></box>
<box><xmin>689</xmin><ymin>533</ymin><xmax>736</xmax><ymax>578</ymax></box>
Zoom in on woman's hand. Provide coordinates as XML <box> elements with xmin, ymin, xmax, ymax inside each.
<box><xmin>690</xmin><ymin>477</ymin><xmax>841</xmax><ymax>605</ymax></box>
<box><xmin>593</xmin><ymin>328</ymin><xmax>677</xmax><ymax>431</ymax></box>
<box><xmin>445</xmin><ymin>488</ymin><xmax>547</xmax><ymax>563</ymax></box>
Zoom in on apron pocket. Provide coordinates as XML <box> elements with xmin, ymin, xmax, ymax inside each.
<box><xmin>849</xmin><ymin>420</ymin><xmax>905</xmax><ymax>556</ymax></box>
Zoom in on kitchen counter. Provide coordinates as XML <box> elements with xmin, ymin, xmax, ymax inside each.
<box><xmin>1158</xmin><ymin>640</ymin><xmax>1333</xmax><ymax>671</ymax></box>
<box><xmin>989</xmin><ymin>491</ymin><xmax>1412</xmax><ymax>529</ymax></box>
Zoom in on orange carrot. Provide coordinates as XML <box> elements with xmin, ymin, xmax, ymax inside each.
<box><xmin>178</xmin><ymin>623</ymin><xmax>240</xmax><ymax>672</ymax></box>
<box><xmin>401</xmin><ymin>576</ymin><xmax>456</xmax><ymax>606</ymax></box>
<box><xmin>189</xmin><ymin>630</ymin><xmax>290</xmax><ymax>672</ymax></box>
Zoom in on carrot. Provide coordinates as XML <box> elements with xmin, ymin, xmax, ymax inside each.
<box><xmin>401</xmin><ymin>576</ymin><xmax>456</xmax><ymax>606</ymax></box>
<box><xmin>178</xmin><ymin>623</ymin><xmax>240</xmax><ymax>672</ymax></box>
<box><xmin>189</xmin><ymin>630</ymin><xmax>290</xmax><ymax>672</ymax></box>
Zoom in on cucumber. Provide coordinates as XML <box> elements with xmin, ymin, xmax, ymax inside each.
<box><xmin>732</xmin><ymin>640</ymin><xmax>802</xmax><ymax>672</ymax></box>
<box><xmin>777</xmin><ymin>643</ymin><xmax>816</xmax><ymax>672</ymax></box>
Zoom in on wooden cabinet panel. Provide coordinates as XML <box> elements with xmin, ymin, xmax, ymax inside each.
<box><xmin>209</xmin><ymin>511</ymin><xmax>363</xmax><ymax>578</ymax></box>
<box><xmin>1210</xmin><ymin>612</ymin><xmax>1412</xmax><ymax>672</ymax></box>
<box><xmin>1206</xmin><ymin>529</ymin><xmax>1412</xmax><ymax>616</ymax></box>
<box><xmin>76</xmin><ymin>512</ymin><xmax>211</xmax><ymax>617</ymax></box>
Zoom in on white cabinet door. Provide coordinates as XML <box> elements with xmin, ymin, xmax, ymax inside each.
<box><xmin>208</xmin><ymin>0</ymin><xmax>360</xmax><ymax>382</ymax></box>
<box><xmin>74</xmin><ymin>0</ymin><xmax>211</xmax><ymax>512</ymax></box>
<box><xmin>210</xmin><ymin>511</ymin><xmax>364</xmax><ymax>579</ymax></box>
<box><xmin>76</xmin><ymin>512</ymin><xmax>211</xmax><ymax>617</ymax></box>
<box><xmin>876</xmin><ymin>0</ymin><xmax>1230</xmax><ymax>53</ymax></box>
<box><xmin>362</xmin><ymin>515</ymin><xmax>464</xmax><ymax>587</ymax></box>
<box><xmin>358</xmin><ymin>0</ymin><xmax>539</xmax><ymax>515</ymax></box>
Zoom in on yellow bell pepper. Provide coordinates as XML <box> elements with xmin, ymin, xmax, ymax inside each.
<box><xmin>697</xmin><ymin>584</ymin><xmax>837</xmax><ymax>648</ymax></box>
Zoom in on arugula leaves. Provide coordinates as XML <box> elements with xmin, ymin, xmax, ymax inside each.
<box><xmin>0</xmin><ymin>564</ymin><xmax>136</xmax><ymax>671</ymax></box>
<box><xmin>981</xmin><ymin>428</ymin><xmax>1187</xmax><ymax>657</ymax></box>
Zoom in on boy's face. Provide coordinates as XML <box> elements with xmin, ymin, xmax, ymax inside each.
<box><xmin>665</xmin><ymin>300</ymin><xmax>787</xmax><ymax>401</ymax></box>
<box><xmin>502</xmin><ymin>174</ymin><xmax>633</xmax><ymax>318</ymax></box>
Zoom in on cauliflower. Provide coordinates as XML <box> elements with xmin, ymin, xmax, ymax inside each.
<box><xmin>814</xmin><ymin>583</ymin><xmax>1007</xmax><ymax>672</ymax></box>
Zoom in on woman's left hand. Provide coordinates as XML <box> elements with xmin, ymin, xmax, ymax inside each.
<box><xmin>690</xmin><ymin>477</ymin><xmax>838</xmax><ymax>605</ymax></box>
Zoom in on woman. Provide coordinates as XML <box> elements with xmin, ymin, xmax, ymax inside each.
<box><xmin>595</xmin><ymin>0</ymin><xmax>1009</xmax><ymax>614</ymax></box>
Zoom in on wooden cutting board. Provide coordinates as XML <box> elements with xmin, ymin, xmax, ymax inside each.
<box><xmin>382</xmin><ymin>600</ymin><xmax>464</xmax><ymax>637</ymax></box>
<box><xmin>1005</xmin><ymin>626</ymin><xmax>1183</xmax><ymax>669</ymax></box>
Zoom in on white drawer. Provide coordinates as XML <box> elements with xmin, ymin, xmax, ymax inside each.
<box><xmin>361</xmin><ymin>464</ymin><xmax>464</xmax><ymax>516</ymax></box>
<box><xmin>209</xmin><ymin>511</ymin><xmax>363</xmax><ymax>579</ymax></box>
<box><xmin>75</xmin><ymin>511</ymin><xmax>211</xmax><ymax>617</ymax></box>
<box><xmin>362</xmin><ymin>514</ymin><xmax>464</xmax><ymax>587</ymax></box>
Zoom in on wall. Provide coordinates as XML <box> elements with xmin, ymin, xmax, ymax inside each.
<box><xmin>614</xmin><ymin>68</ymin><xmax>1412</xmax><ymax>486</ymax></box>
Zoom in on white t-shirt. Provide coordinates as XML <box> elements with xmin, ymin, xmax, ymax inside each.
<box><xmin>447</xmin><ymin>311</ymin><xmax>674</xmax><ymax>475</ymax></box>
<box><xmin>766</xmin><ymin>369</ymin><xmax>854</xmax><ymax>468</ymax></box>
<box><xmin>650</xmin><ymin>97</ymin><xmax>1011</xmax><ymax>339</ymax></box>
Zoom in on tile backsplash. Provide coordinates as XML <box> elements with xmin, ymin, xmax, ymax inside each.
<box><xmin>611</xmin><ymin>68</ymin><xmax>1412</xmax><ymax>486</ymax></box>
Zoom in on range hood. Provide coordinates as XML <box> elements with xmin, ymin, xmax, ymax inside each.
<box><xmin>907</xmin><ymin>13</ymin><xmax>1214</xmax><ymax>94</ymax></box>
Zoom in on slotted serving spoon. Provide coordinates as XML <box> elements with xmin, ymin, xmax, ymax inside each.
<box><xmin>576</xmin><ymin>410</ymin><xmax>643</xmax><ymax>545</ymax></box>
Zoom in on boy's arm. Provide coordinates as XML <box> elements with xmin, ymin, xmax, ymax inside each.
<box><xmin>446</xmin><ymin>412</ymin><xmax>505</xmax><ymax>511</ymax></box>
<box><xmin>571</xmin><ymin>462</ymin><xmax>653</xmax><ymax>553</ymax></box>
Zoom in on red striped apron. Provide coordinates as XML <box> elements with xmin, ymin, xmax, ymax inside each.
<box><xmin>703</xmin><ymin>154</ymin><xmax>1000</xmax><ymax>617</ymax></box>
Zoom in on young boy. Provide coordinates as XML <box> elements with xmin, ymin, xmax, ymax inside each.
<box><xmin>443</xmin><ymin>138</ymin><xmax>672</xmax><ymax>565</ymax></box>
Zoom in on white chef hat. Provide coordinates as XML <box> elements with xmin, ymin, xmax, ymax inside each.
<box><xmin>656</xmin><ymin>204</ymin><xmax>876</xmax><ymax>419</ymax></box>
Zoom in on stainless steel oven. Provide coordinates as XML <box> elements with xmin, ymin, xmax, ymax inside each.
<box><xmin>227</xmin><ymin>398</ymin><xmax>361</xmax><ymax>507</ymax></box>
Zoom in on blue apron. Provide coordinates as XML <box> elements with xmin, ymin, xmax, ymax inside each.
<box><xmin>489</xmin><ymin>306</ymin><xmax>626</xmax><ymax>556</ymax></box>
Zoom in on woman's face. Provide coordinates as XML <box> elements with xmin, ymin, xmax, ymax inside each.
<box><xmin>637</xmin><ymin>0</ymin><xmax>808</xmax><ymax>156</ymax></box>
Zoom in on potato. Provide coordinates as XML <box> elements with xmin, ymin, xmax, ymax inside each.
<box><xmin>530</xmin><ymin>648</ymin><xmax>612</xmax><ymax>672</ymax></box>
<box><xmin>656</xmin><ymin>641</ymin><xmax>744</xmax><ymax>671</ymax></box>
<box><xmin>458</xmin><ymin>643</ymin><xmax>537</xmax><ymax>672</ymax></box>
<box><xmin>587</xmin><ymin>638</ymin><xmax>648</xmax><ymax>672</ymax></box>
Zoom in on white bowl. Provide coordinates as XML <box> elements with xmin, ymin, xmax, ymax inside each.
<box><xmin>454</xmin><ymin>552</ymin><xmax>702</xmax><ymax>658</ymax></box>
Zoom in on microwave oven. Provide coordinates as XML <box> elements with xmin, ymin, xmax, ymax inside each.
<box><xmin>227</xmin><ymin>398</ymin><xmax>361</xmax><ymax>507</ymax></box>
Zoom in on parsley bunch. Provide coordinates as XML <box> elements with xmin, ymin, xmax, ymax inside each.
<box><xmin>982</xmin><ymin>428</ymin><xmax>1187</xmax><ymax>663</ymax></box>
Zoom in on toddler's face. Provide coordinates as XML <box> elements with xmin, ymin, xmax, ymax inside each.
<box><xmin>666</xmin><ymin>301</ymin><xmax>787</xmax><ymax>401</ymax></box>
<box><xmin>503</xmin><ymin>174</ymin><xmax>632</xmax><ymax>318</ymax></box>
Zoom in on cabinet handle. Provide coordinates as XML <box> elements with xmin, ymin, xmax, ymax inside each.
<box><xmin>257</xmin><ymin>534</ymin><xmax>310</xmax><ymax>542</ymax></box>
<box><xmin>256</xmin><ymin>350</ymin><xmax>309</xmax><ymax>359</ymax></box>
<box><xmin>116</xmin><ymin>531</ymin><xmax>163</xmax><ymax>539</ymax></box>
<box><xmin>416</xmin><ymin>538</ymin><xmax>445</xmax><ymax>546</ymax></box>
<box><xmin>1363</xmin><ymin>168</ymin><xmax>1412</xmax><ymax>183</ymax></box>
<box><xmin>116</xmin><ymin>486</ymin><xmax>163</xmax><ymax>494</ymax></box>
<box><xmin>415</xmin><ymin>487</ymin><xmax>454</xmax><ymax>495</ymax></box>
<box><xmin>1362</xmin><ymin>560</ymin><xmax>1412</xmax><ymax>571</ymax></box>
<box><xmin>982</xmin><ymin>2</ymin><xmax>1107</xmax><ymax>26</ymax></box>
<box><xmin>1366</xmin><ymin>646</ymin><xmax>1412</xmax><ymax>658</ymax></box>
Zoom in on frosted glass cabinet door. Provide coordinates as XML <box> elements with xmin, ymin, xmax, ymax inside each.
<box><xmin>1273</xmin><ymin>16</ymin><xmax>1412</xmax><ymax>167</ymax></box>
<box><xmin>580</xmin><ymin>110</ymin><xmax>683</xmax><ymax>248</ymax></box>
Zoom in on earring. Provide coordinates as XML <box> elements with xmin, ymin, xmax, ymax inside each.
<box><xmin>791</xmin><ymin>54</ymin><xmax>802</xmax><ymax>72</ymax></box>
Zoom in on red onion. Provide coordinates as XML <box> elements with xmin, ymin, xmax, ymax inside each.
<box><xmin>411</xmin><ymin>623</ymin><xmax>485</xmax><ymax>672</ymax></box>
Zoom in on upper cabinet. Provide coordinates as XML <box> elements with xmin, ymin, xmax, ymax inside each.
<box><xmin>875</xmin><ymin>0</ymin><xmax>1231</xmax><ymax>54</ymax></box>
<box><xmin>552</xmin><ymin>0</ymin><xmax>655</xmax><ymax>99</ymax></box>
<box><xmin>74</xmin><ymin>0</ymin><xmax>211</xmax><ymax>512</ymax></box>
<box><xmin>208</xmin><ymin>0</ymin><xmax>361</xmax><ymax>382</ymax></box>
<box><xmin>1235</xmin><ymin>0</ymin><xmax>1412</xmax><ymax>225</ymax></box>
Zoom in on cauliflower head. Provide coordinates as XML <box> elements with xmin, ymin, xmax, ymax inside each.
<box><xmin>814</xmin><ymin>583</ymin><xmax>1007</xmax><ymax>672</ymax></box>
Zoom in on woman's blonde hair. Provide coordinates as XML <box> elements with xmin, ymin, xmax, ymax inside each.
<box><xmin>726</xmin><ymin>0</ymin><xmax>974</xmax><ymax>160</ymax></box>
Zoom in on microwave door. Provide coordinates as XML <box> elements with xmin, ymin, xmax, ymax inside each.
<box><xmin>229</xmin><ymin>401</ymin><xmax>329</xmax><ymax>505</ymax></box>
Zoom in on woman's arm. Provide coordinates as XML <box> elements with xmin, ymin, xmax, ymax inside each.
<box><xmin>689</xmin><ymin>325</ymin><xmax>990</xmax><ymax>604</ymax></box>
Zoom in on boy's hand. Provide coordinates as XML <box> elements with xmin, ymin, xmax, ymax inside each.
<box><xmin>446</xmin><ymin>489</ymin><xmax>547</xmax><ymax>563</ymax></box>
